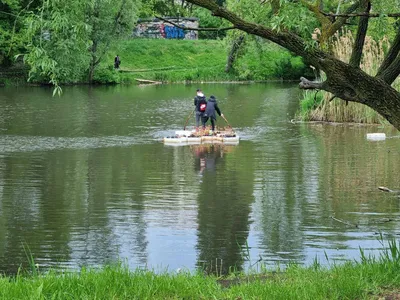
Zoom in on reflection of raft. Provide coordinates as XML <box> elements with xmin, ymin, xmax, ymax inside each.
<box><xmin>163</xmin><ymin>128</ymin><xmax>239</xmax><ymax>145</ymax></box>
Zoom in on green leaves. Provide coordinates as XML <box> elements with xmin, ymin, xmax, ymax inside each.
<box><xmin>18</xmin><ymin>0</ymin><xmax>141</xmax><ymax>88</ymax></box>
<box><xmin>22</xmin><ymin>0</ymin><xmax>91</xmax><ymax>87</ymax></box>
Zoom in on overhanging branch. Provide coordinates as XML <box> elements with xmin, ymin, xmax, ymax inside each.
<box><xmin>299</xmin><ymin>77</ymin><xmax>358</xmax><ymax>104</ymax></box>
<box><xmin>155</xmin><ymin>15</ymin><xmax>236</xmax><ymax>31</ymax></box>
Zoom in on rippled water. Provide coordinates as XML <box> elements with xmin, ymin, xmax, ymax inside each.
<box><xmin>0</xmin><ymin>83</ymin><xmax>399</xmax><ymax>275</ymax></box>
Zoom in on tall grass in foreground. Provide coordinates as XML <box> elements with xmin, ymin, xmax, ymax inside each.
<box><xmin>298</xmin><ymin>30</ymin><xmax>399</xmax><ymax>125</ymax></box>
<box><xmin>2</xmin><ymin>239</ymin><xmax>400</xmax><ymax>299</ymax></box>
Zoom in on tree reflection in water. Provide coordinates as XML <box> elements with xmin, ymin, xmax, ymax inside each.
<box><xmin>191</xmin><ymin>144</ymin><xmax>255</xmax><ymax>275</ymax></box>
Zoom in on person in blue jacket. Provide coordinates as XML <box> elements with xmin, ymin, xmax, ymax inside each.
<box><xmin>202</xmin><ymin>95</ymin><xmax>224</xmax><ymax>132</ymax></box>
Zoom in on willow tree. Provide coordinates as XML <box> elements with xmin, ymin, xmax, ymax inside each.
<box><xmin>0</xmin><ymin>0</ymin><xmax>43</xmax><ymax>67</ymax></box>
<box><xmin>87</xmin><ymin>0</ymin><xmax>140</xmax><ymax>83</ymax></box>
<box><xmin>185</xmin><ymin>0</ymin><xmax>400</xmax><ymax>130</ymax></box>
<box><xmin>22</xmin><ymin>0</ymin><xmax>140</xmax><ymax>90</ymax></box>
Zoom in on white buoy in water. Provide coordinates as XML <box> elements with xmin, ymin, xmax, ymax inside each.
<box><xmin>366</xmin><ymin>133</ymin><xmax>386</xmax><ymax>141</ymax></box>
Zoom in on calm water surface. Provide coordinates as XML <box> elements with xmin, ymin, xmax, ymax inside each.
<box><xmin>0</xmin><ymin>83</ymin><xmax>399</xmax><ymax>275</ymax></box>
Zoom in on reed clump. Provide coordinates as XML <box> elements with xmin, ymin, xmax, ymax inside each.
<box><xmin>299</xmin><ymin>30</ymin><xmax>398</xmax><ymax>124</ymax></box>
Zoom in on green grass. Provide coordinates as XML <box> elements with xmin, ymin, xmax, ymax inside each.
<box><xmin>297</xmin><ymin>90</ymin><xmax>324</xmax><ymax>121</ymax></box>
<box><xmin>95</xmin><ymin>38</ymin><xmax>309</xmax><ymax>84</ymax></box>
<box><xmin>109</xmin><ymin>39</ymin><xmax>225</xmax><ymax>71</ymax></box>
<box><xmin>2</xmin><ymin>239</ymin><xmax>400</xmax><ymax>299</ymax></box>
<box><xmin>98</xmin><ymin>38</ymin><xmax>232</xmax><ymax>83</ymax></box>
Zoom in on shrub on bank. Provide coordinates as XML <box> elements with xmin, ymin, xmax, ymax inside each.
<box><xmin>298</xmin><ymin>90</ymin><xmax>324</xmax><ymax>121</ymax></box>
<box><xmin>93</xmin><ymin>65</ymin><xmax>121</xmax><ymax>84</ymax></box>
<box><xmin>232</xmin><ymin>38</ymin><xmax>311</xmax><ymax>81</ymax></box>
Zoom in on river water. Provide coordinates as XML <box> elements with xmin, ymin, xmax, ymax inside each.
<box><xmin>0</xmin><ymin>83</ymin><xmax>399</xmax><ymax>275</ymax></box>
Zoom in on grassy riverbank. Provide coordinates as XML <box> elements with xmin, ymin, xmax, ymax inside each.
<box><xmin>95</xmin><ymin>38</ymin><xmax>307</xmax><ymax>84</ymax></box>
<box><xmin>2</xmin><ymin>241</ymin><xmax>400</xmax><ymax>299</ymax></box>
<box><xmin>1</xmin><ymin>38</ymin><xmax>309</xmax><ymax>85</ymax></box>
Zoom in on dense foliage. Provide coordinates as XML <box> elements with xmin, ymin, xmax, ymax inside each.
<box><xmin>0</xmin><ymin>0</ymin><xmax>41</xmax><ymax>67</ymax></box>
<box><xmin>1</xmin><ymin>0</ymin><xmax>141</xmax><ymax>91</ymax></box>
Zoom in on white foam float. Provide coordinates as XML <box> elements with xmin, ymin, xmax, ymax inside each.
<box><xmin>366</xmin><ymin>133</ymin><xmax>386</xmax><ymax>141</ymax></box>
<box><xmin>164</xmin><ymin>129</ymin><xmax>239</xmax><ymax>145</ymax></box>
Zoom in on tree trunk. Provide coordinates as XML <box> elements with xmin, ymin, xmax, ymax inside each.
<box><xmin>88</xmin><ymin>39</ymin><xmax>98</xmax><ymax>84</ymax></box>
<box><xmin>88</xmin><ymin>63</ymin><xmax>95</xmax><ymax>83</ymax></box>
<box><xmin>225</xmin><ymin>34</ymin><xmax>244</xmax><ymax>73</ymax></box>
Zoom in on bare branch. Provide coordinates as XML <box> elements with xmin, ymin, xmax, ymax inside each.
<box><xmin>300</xmin><ymin>0</ymin><xmax>359</xmax><ymax>45</ymax></box>
<box><xmin>330</xmin><ymin>215</ymin><xmax>359</xmax><ymax>228</ymax></box>
<box><xmin>349</xmin><ymin>0</ymin><xmax>370</xmax><ymax>67</ymax></box>
<box><xmin>155</xmin><ymin>15</ymin><xmax>236</xmax><ymax>31</ymax></box>
<box><xmin>225</xmin><ymin>34</ymin><xmax>245</xmax><ymax>72</ymax></box>
<box><xmin>321</xmin><ymin>11</ymin><xmax>400</xmax><ymax>18</ymax></box>
<box><xmin>377</xmin><ymin>55</ymin><xmax>400</xmax><ymax>85</ymax></box>
<box><xmin>377</xmin><ymin>26</ymin><xmax>400</xmax><ymax>77</ymax></box>
<box><xmin>0</xmin><ymin>11</ymin><xmax>18</xmax><ymax>17</ymax></box>
<box><xmin>323</xmin><ymin>2</ymin><xmax>360</xmax><ymax>43</ymax></box>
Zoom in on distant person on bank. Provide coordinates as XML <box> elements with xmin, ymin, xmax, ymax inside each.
<box><xmin>114</xmin><ymin>55</ymin><xmax>121</xmax><ymax>69</ymax></box>
<box><xmin>202</xmin><ymin>95</ymin><xmax>224</xmax><ymax>132</ymax></box>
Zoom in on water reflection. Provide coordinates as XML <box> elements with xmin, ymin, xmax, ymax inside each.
<box><xmin>0</xmin><ymin>83</ymin><xmax>399</xmax><ymax>276</ymax></box>
<box><xmin>192</xmin><ymin>144</ymin><xmax>227</xmax><ymax>175</ymax></box>
<box><xmin>190</xmin><ymin>144</ymin><xmax>255</xmax><ymax>274</ymax></box>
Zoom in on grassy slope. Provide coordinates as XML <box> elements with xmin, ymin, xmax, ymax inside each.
<box><xmin>100</xmin><ymin>39</ymin><xmax>233</xmax><ymax>83</ymax></box>
<box><xmin>97</xmin><ymin>38</ymin><xmax>309</xmax><ymax>84</ymax></box>
<box><xmin>110</xmin><ymin>39</ymin><xmax>225</xmax><ymax>70</ymax></box>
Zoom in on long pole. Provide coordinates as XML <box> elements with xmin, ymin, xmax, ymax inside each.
<box><xmin>184</xmin><ymin>109</ymin><xmax>195</xmax><ymax>130</ymax></box>
<box><xmin>221</xmin><ymin>114</ymin><xmax>232</xmax><ymax>128</ymax></box>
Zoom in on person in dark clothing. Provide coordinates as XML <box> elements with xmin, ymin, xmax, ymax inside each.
<box><xmin>194</xmin><ymin>89</ymin><xmax>207</xmax><ymax>130</ymax></box>
<box><xmin>202</xmin><ymin>95</ymin><xmax>224</xmax><ymax>132</ymax></box>
<box><xmin>114</xmin><ymin>55</ymin><xmax>121</xmax><ymax>69</ymax></box>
